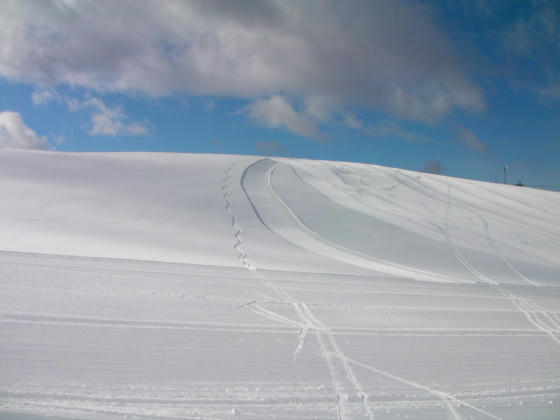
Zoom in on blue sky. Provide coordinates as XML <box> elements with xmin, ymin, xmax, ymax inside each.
<box><xmin>0</xmin><ymin>0</ymin><xmax>558</xmax><ymax>187</ymax></box>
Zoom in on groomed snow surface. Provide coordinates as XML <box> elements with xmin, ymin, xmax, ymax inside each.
<box><xmin>1</xmin><ymin>150</ymin><xmax>559</xmax><ymax>419</ymax></box>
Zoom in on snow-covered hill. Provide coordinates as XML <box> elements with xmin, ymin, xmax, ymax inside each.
<box><xmin>1</xmin><ymin>150</ymin><xmax>559</xmax><ymax>419</ymax></box>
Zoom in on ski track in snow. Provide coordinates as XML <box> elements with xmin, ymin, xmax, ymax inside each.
<box><xmin>262</xmin><ymin>161</ymin><xmax>505</xmax><ymax>420</ymax></box>
<box><xmin>443</xmin><ymin>177</ymin><xmax>498</xmax><ymax>287</ymax></box>
<box><xmin>224</xmin><ymin>161</ymin><xmax>375</xmax><ymax>419</ymax></box>
<box><xmin>260</xmin><ymin>160</ymin><xmax>557</xmax><ymax>418</ymax></box>
<box><xmin>337</xmin><ymin>355</ymin><xmax>503</xmax><ymax>420</ymax></box>
<box><xmin>444</xmin><ymin>177</ymin><xmax>560</xmax><ymax>347</ymax></box>
<box><xmin>235</xmin><ymin>159</ymin><xmax>501</xmax><ymax>419</ymax></box>
<box><xmin>477</xmin><ymin>213</ymin><xmax>541</xmax><ymax>288</ymax></box>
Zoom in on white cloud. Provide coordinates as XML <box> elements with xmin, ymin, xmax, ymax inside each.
<box><xmin>0</xmin><ymin>111</ymin><xmax>49</xmax><ymax>149</ymax></box>
<box><xmin>31</xmin><ymin>88</ymin><xmax>59</xmax><ymax>106</ymax></box>
<box><xmin>90</xmin><ymin>111</ymin><xmax>148</xmax><ymax>137</ymax></box>
<box><xmin>0</xmin><ymin>0</ymin><xmax>484</xmax><ymax>122</ymax></box>
<box><xmin>69</xmin><ymin>97</ymin><xmax>149</xmax><ymax>137</ymax></box>
<box><xmin>246</xmin><ymin>95</ymin><xmax>322</xmax><ymax>140</ymax></box>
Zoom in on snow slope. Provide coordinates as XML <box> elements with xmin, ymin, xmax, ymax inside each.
<box><xmin>1</xmin><ymin>149</ymin><xmax>559</xmax><ymax>419</ymax></box>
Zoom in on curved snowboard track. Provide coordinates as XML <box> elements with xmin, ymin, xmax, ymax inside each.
<box><xmin>246</xmin><ymin>159</ymin><xmax>470</xmax><ymax>284</ymax></box>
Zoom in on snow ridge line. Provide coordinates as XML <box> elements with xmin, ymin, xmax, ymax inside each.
<box><xmin>0</xmin><ymin>400</ymin><xmax>181</xmax><ymax>420</ymax></box>
<box><xmin>0</xmin><ymin>390</ymin><xmax>337</xmax><ymax>406</ymax></box>
<box><xmin>0</xmin><ymin>313</ymin><xmax>295</xmax><ymax>333</ymax></box>
<box><xmin>229</xmin><ymin>160</ymin><xmax>375</xmax><ymax>419</ymax></box>
<box><xmin>445</xmin><ymin>178</ymin><xmax>560</xmax><ymax>347</ymax></box>
<box><xmin>1</xmin><ymin>313</ymin><xmax>547</xmax><ymax>336</ymax></box>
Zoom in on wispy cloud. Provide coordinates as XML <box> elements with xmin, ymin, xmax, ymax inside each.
<box><xmin>341</xmin><ymin>113</ymin><xmax>363</xmax><ymax>130</ymax></box>
<box><xmin>245</xmin><ymin>95</ymin><xmax>322</xmax><ymax>140</ymax></box>
<box><xmin>503</xmin><ymin>5</ymin><xmax>559</xmax><ymax>56</ymax></box>
<box><xmin>455</xmin><ymin>126</ymin><xmax>486</xmax><ymax>153</ymax></box>
<box><xmin>0</xmin><ymin>111</ymin><xmax>49</xmax><ymax>149</ymax></box>
<box><xmin>31</xmin><ymin>88</ymin><xmax>60</xmax><ymax>106</ymax></box>
<box><xmin>343</xmin><ymin>114</ymin><xmax>433</xmax><ymax>143</ymax></box>
<box><xmin>68</xmin><ymin>97</ymin><xmax>149</xmax><ymax>137</ymax></box>
<box><xmin>367</xmin><ymin>120</ymin><xmax>434</xmax><ymax>143</ymax></box>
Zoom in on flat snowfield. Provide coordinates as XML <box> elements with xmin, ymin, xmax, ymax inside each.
<box><xmin>1</xmin><ymin>150</ymin><xmax>559</xmax><ymax>419</ymax></box>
